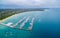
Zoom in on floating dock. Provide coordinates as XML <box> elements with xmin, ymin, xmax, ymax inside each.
<box><xmin>0</xmin><ymin>17</ymin><xmax>35</xmax><ymax>31</ymax></box>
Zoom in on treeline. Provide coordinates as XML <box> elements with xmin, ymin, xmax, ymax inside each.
<box><xmin>0</xmin><ymin>9</ymin><xmax>24</xmax><ymax>20</ymax></box>
<box><xmin>0</xmin><ymin>8</ymin><xmax>45</xmax><ymax>20</ymax></box>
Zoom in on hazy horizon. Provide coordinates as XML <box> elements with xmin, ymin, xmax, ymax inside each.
<box><xmin>0</xmin><ymin>0</ymin><xmax>60</xmax><ymax>9</ymax></box>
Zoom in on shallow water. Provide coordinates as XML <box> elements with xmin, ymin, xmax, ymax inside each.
<box><xmin>0</xmin><ymin>8</ymin><xmax>60</xmax><ymax>38</ymax></box>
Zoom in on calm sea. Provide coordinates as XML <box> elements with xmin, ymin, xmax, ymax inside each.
<box><xmin>0</xmin><ymin>8</ymin><xmax>60</xmax><ymax>38</ymax></box>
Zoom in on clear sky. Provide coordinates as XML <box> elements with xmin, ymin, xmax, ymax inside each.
<box><xmin>0</xmin><ymin>0</ymin><xmax>60</xmax><ymax>9</ymax></box>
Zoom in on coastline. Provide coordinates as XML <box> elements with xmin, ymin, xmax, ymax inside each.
<box><xmin>0</xmin><ymin>14</ymin><xmax>18</xmax><ymax>23</ymax></box>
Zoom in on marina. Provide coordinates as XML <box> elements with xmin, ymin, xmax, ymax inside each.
<box><xmin>0</xmin><ymin>16</ymin><xmax>35</xmax><ymax>31</ymax></box>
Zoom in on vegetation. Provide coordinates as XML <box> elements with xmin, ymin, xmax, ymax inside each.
<box><xmin>0</xmin><ymin>8</ymin><xmax>45</xmax><ymax>20</ymax></box>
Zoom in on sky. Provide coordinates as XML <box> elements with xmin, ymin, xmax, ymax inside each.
<box><xmin>0</xmin><ymin>0</ymin><xmax>60</xmax><ymax>9</ymax></box>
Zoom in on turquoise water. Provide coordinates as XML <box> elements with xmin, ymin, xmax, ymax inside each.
<box><xmin>0</xmin><ymin>8</ymin><xmax>60</xmax><ymax>38</ymax></box>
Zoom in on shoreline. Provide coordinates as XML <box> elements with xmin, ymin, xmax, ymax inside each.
<box><xmin>0</xmin><ymin>14</ymin><xmax>18</xmax><ymax>23</ymax></box>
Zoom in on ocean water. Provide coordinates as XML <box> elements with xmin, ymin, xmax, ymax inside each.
<box><xmin>0</xmin><ymin>8</ymin><xmax>60</xmax><ymax>38</ymax></box>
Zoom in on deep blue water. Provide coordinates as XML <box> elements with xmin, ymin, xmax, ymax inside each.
<box><xmin>0</xmin><ymin>8</ymin><xmax>60</xmax><ymax>38</ymax></box>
